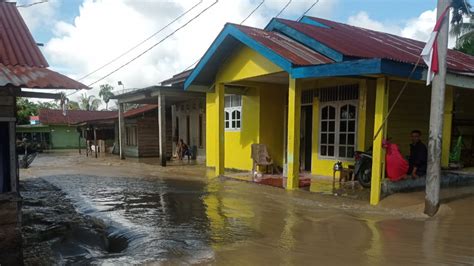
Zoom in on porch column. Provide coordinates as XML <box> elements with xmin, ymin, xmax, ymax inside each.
<box><xmin>214</xmin><ymin>83</ymin><xmax>225</xmax><ymax>176</ymax></box>
<box><xmin>357</xmin><ymin>79</ymin><xmax>368</xmax><ymax>151</ymax></box>
<box><xmin>118</xmin><ymin>103</ymin><xmax>126</xmax><ymax>159</ymax></box>
<box><xmin>9</xmin><ymin>121</ymin><xmax>17</xmax><ymax>193</ymax></box>
<box><xmin>158</xmin><ymin>93</ymin><xmax>167</xmax><ymax>167</ymax></box>
<box><xmin>370</xmin><ymin>77</ymin><xmax>388</xmax><ymax>205</ymax></box>
<box><xmin>441</xmin><ymin>86</ymin><xmax>454</xmax><ymax>168</ymax></box>
<box><xmin>93</xmin><ymin>126</ymin><xmax>98</xmax><ymax>158</ymax></box>
<box><xmin>286</xmin><ymin>77</ymin><xmax>301</xmax><ymax>190</ymax></box>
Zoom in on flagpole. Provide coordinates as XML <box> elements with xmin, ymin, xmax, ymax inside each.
<box><xmin>425</xmin><ymin>0</ymin><xmax>450</xmax><ymax>217</ymax></box>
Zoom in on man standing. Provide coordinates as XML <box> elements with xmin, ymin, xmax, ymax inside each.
<box><xmin>408</xmin><ymin>130</ymin><xmax>428</xmax><ymax>178</ymax></box>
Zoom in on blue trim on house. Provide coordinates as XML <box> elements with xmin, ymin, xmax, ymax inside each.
<box><xmin>380</xmin><ymin>59</ymin><xmax>424</xmax><ymax>80</ymax></box>
<box><xmin>299</xmin><ymin>16</ymin><xmax>330</xmax><ymax>28</ymax></box>
<box><xmin>291</xmin><ymin>59</ymin><xmax>382</xmax><ymax>79</ymax></box>
<box><xmin>184</xmin><ymin>24</ymin><xmax>294</xmax><ymax>90</ymax></box>
<box><xmin>266</xmin><ymin>19</ymin><xmax>343</xmax><ymax>62</ymax></box>
<box><xmin>291</xmin><ymin>58</ymin><xmax>425</xmax><ymax>80</ymax></box>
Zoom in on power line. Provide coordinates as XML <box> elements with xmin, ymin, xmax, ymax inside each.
<box><xmin>240</xmin><ymin>0</ymin><xmax>264</xmax><ymax>24</ymax></box>
<box><xmin>275</xmin><ymin>0</ymin><xmax>292</xmax><ymax>18</ymax></box>
<box><xmin>17</xmin><ymin>0</ymin><xmax>48</xmax><ymax>8</ymax></box>
<box><xmin>82</xmin><ymin>0</ymin><xmax>219</xmax><ymax>90</ymax></box>
<box><xmin>298</xmin><ymin>0</ymin><xmax>319</xmax><ymax>20</ymax></box>
<box><xmin>77</xmin><ymin>0</ymin><xmax>203</xmax><ymax>81</ymax></box>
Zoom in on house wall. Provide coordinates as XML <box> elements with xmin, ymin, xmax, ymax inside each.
<box><xmin>137</xmin><ymin>114</ymin><xmax>159</xmax><ymax>157</ymax></box>
<box><xmin>173</xmin><ymin>98</ymin><xmax>206</xmax><ymax>158</ymax></box>
<box><xmin>259</xmin><ymin>84</ymin><xmax>286</xmax><ymax>168</ymax></box>
<box><xmin>50</xmin><ymin>125</ymin><xmax>84</xmax><ymax>149</ymax></box>
<box><xmin>206</xmin><ymin>45</ymin><xmax>283</xmax><ymax>171</ymax></box>
<box><xmin>387</xmin><ymin>80</ymin><xmax>431</xmax><ymax>156</ymax></box>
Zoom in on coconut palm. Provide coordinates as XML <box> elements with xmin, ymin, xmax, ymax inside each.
<box><xmin>450</xmin><ymin>0</ymin><xmax>473</xmax><ymax>51</ymax></box>
<box><xmin>99</xmin><ymin>84</ymin><xmax>115</xmax><ymax>110</ymax></box>
<box><xmin>79</xmin><ymin>93</ymin><xmax>101</xmax><ymax>111</ymax></box>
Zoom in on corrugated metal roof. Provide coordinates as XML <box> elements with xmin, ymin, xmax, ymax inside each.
<box><xmin>277</xmin><ymin>17</ymin><xmax>474</xmax><ymax>74</ymax></box>
<box><xmin>235</xmin><ymin>24</ymin><xmax>333</xmax><ymax>66</ymax></box>
<box><xmin>0</xmin><ymin>64</ymin><xmax>89</xmax><ymax>89</ymax></box>
<box><xmin>74</xmin><ymin>105</ymin><xmax>158</xmax><ymax>125</ymax></box>
<box><xmin>0</xmin><ymin>2</ymin><xmax>48</xmax><ymax>67</ymax></box>
<box><xmin>0</xmin><ymin>2</ymin><xmax>88</xmax><ymax>90</ymax></box>
<box><xmin>39</xmin><ymin>109</ymin><xmax>116</xmax><ymax>125</ymax></box>
<box><xmin>161</xmin><ymin>69</ymin><xmax>193</xmax><ymax>86</ymax></box>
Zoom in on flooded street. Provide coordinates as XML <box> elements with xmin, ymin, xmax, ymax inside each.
<box><xmin>21</xmin><ymin>152</ymin><xmax>474</xmax><ymax>265</ymax></box>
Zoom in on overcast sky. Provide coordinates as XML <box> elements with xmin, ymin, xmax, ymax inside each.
<box><xmin>15</xmin><ymin>0</ymin><xmax>443</xmax><ymax>105</ymax></box>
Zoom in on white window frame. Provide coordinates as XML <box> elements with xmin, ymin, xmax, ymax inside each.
<box><xmin>319</xmin><ymin>100</ymin><xmax>358</xmax><ymax>160</ymax></box>
<box><xmin>224</xmin><ymin>95</ymin><xmax>242</xmax><ymax>131</ymax></box>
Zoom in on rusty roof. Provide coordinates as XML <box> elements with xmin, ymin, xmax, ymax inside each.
<box><xmin>0</xmin><ymin>64</ymin><xmax>89</xmax><ymax>89</ymax></box>
<box><xmin>235</xmin><ymin>24</ymin><xmax>333</xmax><ymax>66</ymax></box>
<box><xmin>0</xmin><ymin>2</ymin><xmax>48</xmax><ymax>67</ymax></box>
<box><xmin>0</xmin><ymin>2</ymin><xmax>88</xmax><ymax>89</ymax></box>
<box><xmin>161</xmin><ymin>69</ymin><xmax>193</xmax><ymax>86</ymax></box>
<box><xmin>277</xmin><ymin>17</ymin><xmax>474</xmax><ymax>74</ymax></box>
<box><xmin>39</xmin><ymin>109</ymin><xmax>116</xmax><ymax>125</ymax></box>
<box><xmin>74</xmin><ymin>105</ymin><xmax>158</xmax><ymax>125</ymax></box>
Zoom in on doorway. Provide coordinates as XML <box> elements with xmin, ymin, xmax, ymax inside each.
<box><xmin>300</xmin><ymin>106</ymin><xmax>313</xmax><ymax>172</ymax></box>
<box><xmin>0</xmin><ymin>122</ymin><xmax>12</xmax><ymax>192</ymax></box>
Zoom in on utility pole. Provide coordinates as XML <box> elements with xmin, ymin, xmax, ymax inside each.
<box><xmin>425</xmin><ymin>0</ymin><xmax>450</xmax><ymax>217</ymax></box>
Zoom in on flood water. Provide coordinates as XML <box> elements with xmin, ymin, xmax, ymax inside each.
<box><xmin>22</xmin><ymin>172</ymin><xmax>474</xmax><ymax>265</ymax></box>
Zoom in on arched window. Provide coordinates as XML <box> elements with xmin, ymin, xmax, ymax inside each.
<box><xmin>320</xmin><ymin>101</ymin><xmax>357</xmax><ymax>159</ymax></box>
<box><xmin>224</xmin><ymin>95</ymin><xmax>242</xmax><ymax>130</ymax></box>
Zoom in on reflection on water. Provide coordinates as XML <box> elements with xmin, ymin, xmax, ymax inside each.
<box><xmin>40</xmin><ymin>175</ymin><xmax>474</xmax><ymax>265</ymax></box>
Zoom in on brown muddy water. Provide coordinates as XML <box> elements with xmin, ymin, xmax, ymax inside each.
<box><xmin>20</xmin><ymin>152</ymin><xmax>474</xmax><ymax>265</ymax></box>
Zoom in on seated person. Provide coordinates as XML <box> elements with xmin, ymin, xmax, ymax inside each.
<box><xmin>177</xmin><ymin>139</ymin><xmax>191</xmax><ymax>160</ymax></box>
<box><xmin>407</xmin><ymin>130</ymin><xmax>428</xmax><ymax>178</ymax></box>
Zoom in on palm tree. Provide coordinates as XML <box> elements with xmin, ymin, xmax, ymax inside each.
<box><xmin>67</xmin><ymin>100</ymin><xmax>80</xmax><ymax>110</ymax></box>
<box><xmin>79</xmin><ymin>93</ymin><xmax>101</xmax><ymax>111</ymax></box>
<box><xmin>450</xmin><ymin>0</ymin><xmax>473</xmax><ymax>51</ymax></box>
<box><xmin>99</xmin><ymin>84</ymin><xmax>115</xmax><ymax>110</ymax></box>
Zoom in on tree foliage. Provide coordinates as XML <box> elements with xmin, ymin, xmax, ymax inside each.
<box><xmin>99</xmin><ymin>84</ymin><xmax>115</xmax><ymax>110</ymax></box>
<box><xmin>451</xmin><ymin>0</ymin><xmax>474</xmax><ymax>55</ymax></box>
<box><xmin>79</xmin><ymin>93</ymin><xmax>102</xmax><ymax>111</ymax></box>
<box><xmin>16</xmin><ymin>98</ymin><xmax>59</xmax><ymax>125</ymax></box>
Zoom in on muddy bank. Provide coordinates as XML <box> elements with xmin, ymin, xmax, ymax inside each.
<box><xmin>21</xmin><ymin>178</ymin><xmax>128</xmax><ymax>265</ymax></box>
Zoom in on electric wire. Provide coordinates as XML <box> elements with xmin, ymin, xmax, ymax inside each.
<box><xmin>298</xmin><ymin>0</ymin><xmax>319</xmax><ymax>20</ymax></box>
<box><xmin>17</xmin><ymin>0</ymin><xmax>48</xmax><ymax>8</ymax></box>
<box><xmin>77</xmin><ymin>0</ymin><xmax>203</xmax><ymax>82</ymax></box>
<box><xmin>240</xmin><ymin>0</ymin><xmax>264</xmax><ymax>24</ymax></box>
<box><xmin>275</xmin><ymin>0</ymin><xmax>291</xmax><ymax>18</ymax></box>
<box><xmin>82</xmin><ymin>0</ymin><xmax>219</xmax><ymax>90</ymax></box>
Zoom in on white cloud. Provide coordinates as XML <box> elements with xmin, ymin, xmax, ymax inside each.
<box><xmin>16</xmin><ymin>0</ymin><xmax>60</xmax><ymax>32</ymax></box>
<box><xmin>36</xmin><ymin>0</ymin><xmax>337</xmax><ymax>103</ymax></box>
<box><xmin>347</xmin><ymin>11</ymin><xmax>401</xmax><ymax>34</ymax></box>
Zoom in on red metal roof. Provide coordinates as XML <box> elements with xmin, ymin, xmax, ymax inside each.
<box><xmin>0</xmin><ymin>2</ymin><xmax>88</xmax><ymax>89</ymax></box>
<box><xmin>0</xmin><ymin>2</ymin><xmax>48</xmax><ymax>67</ymax></box>
<box><xmin>0</xmin><ymin>64</ymin><xmax>89</xmax><ymax>89</ymax></box>
<box><xmin>277</xmin><ymin>17</ymin><xmax>474</xmax><ymax>74</ymax></box>
<box><xmin>161</xmin><ymin>69</ymin><xmax>193</xmax><ymax>86</ymax></box>
<box><xmin>235</xmin><ymin>24</ymin><xmax>333</xmax><ymax>66</ymax></box>
<box><xmin>39</xmin><ymin>109</ymin><xmax>116</xmax><ymax>125</ymax></box>
<box><xmin>124</xmin><ymin>104</ymin><xmax>157</xmax><ymax>118</ymax></box>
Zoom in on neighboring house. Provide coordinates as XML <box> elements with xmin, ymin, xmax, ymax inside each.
<box><xmin>184</xmin><ymin>16</ymin><xmax>474</xmax><ymax>205</ymax></box>
<box><xmin>162</xmin><ymin>70</ymin><xmax>206</xmax><ymax>159</ymax></box>
<box><xmin>17</xmin><ymin>109</ymin><xmax>115</xmax><ymax>149</ymax></box>
<box><xmin>76</xmin><ymin>104</ymin><xmax>170</xmax><ymax>158</ymax></box>
<box><xmin>0</xmin><ymin>2</ymin><xmax>87</xmax><ymax>264</ymax></box>
<box><xmin>112</xmin><ymin>84</ymin><xmax>206</xmax><ymax>166</ymax></box>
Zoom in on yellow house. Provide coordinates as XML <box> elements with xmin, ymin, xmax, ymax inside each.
<box><xmin>184</xmin><ymin>17</ymin><xmax>474</xmax><ymax>205</ymax></box>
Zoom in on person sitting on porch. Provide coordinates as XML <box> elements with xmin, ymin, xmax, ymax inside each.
<box><xmin>407</xmin><ymin>130</ymin><xmax>428</xmax><ymax>178</ymax></box>
<box><xmin>177</xmin><ymin>139</ymin><xmax>191</xmax><ymax>160</ymax></box>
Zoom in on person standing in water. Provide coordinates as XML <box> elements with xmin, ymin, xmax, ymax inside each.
<box><xmin>407</xmin><ymin>130</ymin><xmax>428</xmax><ymax>178</ymax></box>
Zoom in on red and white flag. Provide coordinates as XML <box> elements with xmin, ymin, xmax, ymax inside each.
<box><xmin>421</xmin><ymin>7</ymin><xmax>449</xmax><ymax>86</ymax></box>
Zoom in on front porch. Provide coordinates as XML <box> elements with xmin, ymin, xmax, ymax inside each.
<box><xmin>202</xmin><ymin>46</ymin><xmax>472</xmax><ymax>205</ymax></box>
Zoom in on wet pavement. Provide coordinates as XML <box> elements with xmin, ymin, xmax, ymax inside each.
<box><xmin>20</xmin><ymin>152</ymin><xmax>474</xmax><ymax>265</ymax></box>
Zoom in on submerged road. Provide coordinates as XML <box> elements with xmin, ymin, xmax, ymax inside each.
<box><xmin>20</xmin><ymin>152</ymin><xmax>474</xmax><ymax>265</ymax></box>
